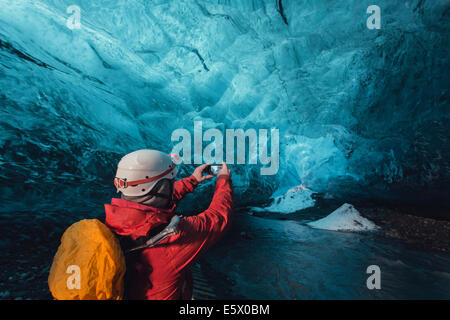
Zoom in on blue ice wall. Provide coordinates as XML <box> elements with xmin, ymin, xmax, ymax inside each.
<box><xmin>0</xmin><ymin>0</ymin><xmax>448</xmax><ymax>214</ymax></box>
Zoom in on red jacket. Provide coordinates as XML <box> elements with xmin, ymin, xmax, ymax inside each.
<box><xmin>104</xmin><ymin>174</ymin><xmax>233</xmax><ymax>300</ymax></box>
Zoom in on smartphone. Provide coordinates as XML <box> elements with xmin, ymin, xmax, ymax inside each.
<box><xmin>207</xmin><ymin>164</ymin><xmax>222</xmax><ymax>175</ymax></box>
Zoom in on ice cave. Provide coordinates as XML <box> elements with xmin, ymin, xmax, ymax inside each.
<box><xmin>0</xmin><ymin>0</ymin><xmax>449</xmax><ymax>299</ymax></box>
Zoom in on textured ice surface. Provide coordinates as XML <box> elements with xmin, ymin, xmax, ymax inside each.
<box><xmin>0</xmin><ymin>0</ymin><xmax>449</xmax><ymax>214</ymax></box>
<box><xmin>307</xmin><ymin>203</ymin><xmax>378</xmax><ymax>232</ymax></box>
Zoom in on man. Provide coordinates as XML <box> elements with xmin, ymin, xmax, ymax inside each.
<box><xmin>105</xmin><ymin>149</ymin><xmax>233</xmax><ymax>299</ymax></box>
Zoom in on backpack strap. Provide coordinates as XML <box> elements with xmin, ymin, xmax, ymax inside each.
<box><xmin>127</xmin><ymin>215</ymin><xmax>181</xmax><ymax>253</ymax></box>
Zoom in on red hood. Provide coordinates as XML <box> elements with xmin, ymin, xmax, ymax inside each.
<box><xmin>105</xmin><ymin>198</ymin><xmax>176</xmax><ymax>241</ymax></box>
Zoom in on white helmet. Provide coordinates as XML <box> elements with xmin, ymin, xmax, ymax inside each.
<box><xmin>114</xmin><ymin>149</ymin><xmax>178</xmax><ymax>197</ymax></box>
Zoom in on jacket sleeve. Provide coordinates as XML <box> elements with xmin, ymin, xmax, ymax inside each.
<box><xmin>167</xmin><ymin>175</ymin><xmax>233</xmax><ymax>273</ymax></box>
<box><xmin>172</xmin><ymin>175</ymin><xmax>199</xmax><ymax>202</ymax></box>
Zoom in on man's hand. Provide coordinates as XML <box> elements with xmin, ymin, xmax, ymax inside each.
<box><xmin>217</xmin><ymin>162</ymin><xmax>231</xmax><ymax>177</ymax></box>
<box><xmin>192</xmin><ymin>163</ymin><xmax>214</xmax><ymax>183</ymax></box>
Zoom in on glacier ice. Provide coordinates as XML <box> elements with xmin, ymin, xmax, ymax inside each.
<box><xmin>250</xmin><ymin>185</ymin><xmax>315</xmax><ymax>214</ymax></box>
<box><xmin>307</xmin><ymin>203</ymin><xmax>378</xmax><ymax>232</ymax></box>
<box><xmin>0</xmin><ymin>0</ymin><xmax>449</xmax><ymax>214</ymax></box>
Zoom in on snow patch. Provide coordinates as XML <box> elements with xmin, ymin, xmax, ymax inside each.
<box><xmin>307</xmin><ymin>203</ymin><xmax>378</xmax><ymax>232</ymax></box>
<box><xmin>251</xmin><ymin>185</ymin><xmax>315</xmax><ymax>214</ymax></box>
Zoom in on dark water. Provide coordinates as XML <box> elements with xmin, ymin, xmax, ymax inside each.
<box><xmin>202</xmin><ymin>212</ymin><xmax>450</xmax><ymax>299</ymax></box>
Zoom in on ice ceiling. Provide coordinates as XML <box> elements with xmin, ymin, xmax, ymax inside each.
<box><xmin>0</xmin><ymin>0</ymin><xmax>448</xmax><ymax>214</ymax></box>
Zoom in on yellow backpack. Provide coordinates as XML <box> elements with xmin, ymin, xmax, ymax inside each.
<box><xmin>48</xmin><ymin>219</ymin><xmax>126</xmax><ymax>300</ymax></box>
